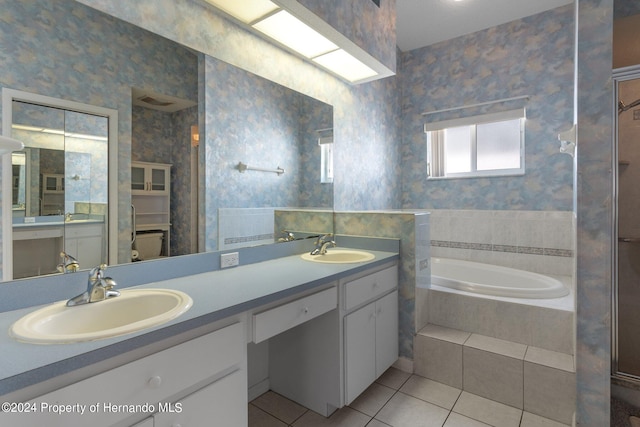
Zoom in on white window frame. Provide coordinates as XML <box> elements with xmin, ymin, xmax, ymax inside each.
<box><xmin>319</xmin><ymin>136</ymin><xmax>333</xmax><ymax>184</ymax></box>
<box><xmin>425</xmin><ymin>108</ymin><xmax>526</xmax><ymax>179</ymax></box>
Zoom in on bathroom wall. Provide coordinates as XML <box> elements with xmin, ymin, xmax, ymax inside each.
<box><xmin>576</xmin><ymin>0</ymin><xmax>614</xmax><ymax>424</ymax></box>
<box><xmin>204</xmin><ymin>55</ymin><xmax>329</xmax><ymax>251</ymax></box>
<box><xmin>399</xmin><ymin>5</ymin><xmax>575</xmax><ymax>211</ymax></box>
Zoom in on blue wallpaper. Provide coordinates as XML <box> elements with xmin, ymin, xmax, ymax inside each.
<box><xmin>203</xmin><ymin>56</ymin><xmax>334</xmax><ymax>251</ymax></box>
<box><xmin>399</xmin><ymin>5</ymin><xmax>575</xmax><ymax>211</ymax></box>
<box><xmin>576</xmin><ymin>0</ymin><xmax>614</xmax><ymax>424</ymax></box>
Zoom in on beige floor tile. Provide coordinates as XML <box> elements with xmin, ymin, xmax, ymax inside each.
<box><xmin>251</xmin><ymin>391</ymin><xmax>308</xmax><ymax>424</ymax></box>
<box><xmin>293</xmin><ymin>406</ymin><xmax>371</xmax><ymax>427</ymax></box>
<box><xmin>444</xmin><ymin>412</ymin><xmax>492</xmax><ymax>427</ymax></box>
<box><xmin>248</xmin><ymin>404</ymin><xmax>288</xmax><ymax>427</ymax></box>
<box><xmin>452</xmin><ymin>392</ymin><xmax>522</xmax><ymax>427</ymax></box>
<box><xmin>520</xmin><ymin>411</ymin><xmax>571</xmax><ymax>427</ymax></box>
<box><xmin>400</xmin><ymin>375</ymin><xmax>461</xmax><ymax>410</ymax></box>
<box><xmin>375</xmin><ymin>392</ymin><xmax>450</xmax><ymax>427</ymax></box>
<box><xmin>375</xmin><ymin>367</ymin><xmax>412</xmax><ymax>390</ymax></box>
<box><xmin>349</xmin><ymin>382</ymin><xmax>396</xmax><ymax>416</ymax></box>
<box><xmin>365</xmin><ymin>419</ymin><xmax>392</xmax><ymax>427</ymax></box>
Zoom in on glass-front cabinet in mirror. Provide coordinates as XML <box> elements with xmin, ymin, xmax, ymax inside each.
<box><xmin>131</xmin><ymin>162</ymin><xmax>170</xmax><ymax>194</ymax></box>
<box><xmin>7</xmin><ymin>92</ymin><xmax>115</xmax><ymax>281</ymax></box>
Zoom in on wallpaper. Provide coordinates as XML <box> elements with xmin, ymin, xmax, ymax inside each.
<box><xmin>399</xmin><ymin>5</ymin><xmax>575</xmax><ymax>211</ymax></box>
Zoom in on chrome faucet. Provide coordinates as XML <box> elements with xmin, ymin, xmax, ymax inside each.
<box><xmin>278</xmin><ymin>230</ymin><xmax>296</xmax><ymax>242</ymax></box>
<box><xmin>66</xmin><ymin>264</ymin><xmax>120</xmax><ymax>307</ymax></box>
<box><xmin>65</xmin><ymin>212</ymin><xmax>73</xmax><ymax>222</ymax></box>
<box><xmin>57</xmin><ymin>251</ymin><xmax>80</xmax><ymax>273</ymax></box>
<box><xmin>310</xmin><ymin>233</ymin><xmax>336</xmax><ymax>255</ymax></box>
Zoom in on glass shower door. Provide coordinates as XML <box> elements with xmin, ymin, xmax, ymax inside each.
<box><xmin>615</xmin><ymin>75</ymin><xmax>640</xmax><ymax>379</ymax></box>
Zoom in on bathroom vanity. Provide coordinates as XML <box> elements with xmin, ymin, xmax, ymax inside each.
<box><xmin>0</xmin><ymin>246</ymin><xmax>399</xmax><ymax>426</ymax></box>
<box><xmin>12</xmin><ymin>219</ymin><xmax>105</xmax><ymax>279</ymax></box>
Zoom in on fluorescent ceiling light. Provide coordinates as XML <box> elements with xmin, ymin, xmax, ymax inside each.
<box><xmin>12</xmin><ymin>124</ymin><xmax>106</xmax><ymax>141</ymax></box>
<box><xmin>253</xmin><ymin>10</ymin><xmax>338</xmax><ymax>58</ymax></box>
<box><xmin>203</xmin><ymin>0</ymin><xmax>279</xmax><ymax>24</ymax></box>
<box><xmin>313</xmin><ymin>49</ymin><xmax>378</xmax><ymax>83</ymax></box>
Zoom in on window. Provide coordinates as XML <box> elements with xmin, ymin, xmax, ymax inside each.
<box><xmin>425</xmin><ymin>109</ymin><xmax>525</xmax><ymax>179</ymax></box>
<box><xmin>319</xmin><ymin>136</ymin><xmax>333</xmax><ymax>183</ymax></box>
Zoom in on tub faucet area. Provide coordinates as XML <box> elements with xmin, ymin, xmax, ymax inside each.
<box><xmin>66</xmin><ymin>264</ymin><xmax>120</xmax><ymax>307</ymax></box>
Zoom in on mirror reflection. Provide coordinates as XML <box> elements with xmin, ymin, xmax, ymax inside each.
<box><xmin>11</xmin><ymin>101</ymin><xmax>109</xmax><ymax>279</ymax></box>
<box><xmin>2</xmin><ymin>0</ymin><xmax>335</xmax><ymax>282</ymax></box>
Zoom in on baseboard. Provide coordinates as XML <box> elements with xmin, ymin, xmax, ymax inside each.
<box><xmin>393</xmin><ymin>356</ymin><xmax>413</xmax><ymax>374</ymax></box>
<box><xmin>248</xmin><ymin>378</ymin><xmax>270</xmax><ymax>402</ymax></box>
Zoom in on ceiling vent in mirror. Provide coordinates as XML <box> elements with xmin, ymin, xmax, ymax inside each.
<box><xmin>132</xmin><ymin>88</ymin><xmax>197</xmax><ymax>113</ymax></box>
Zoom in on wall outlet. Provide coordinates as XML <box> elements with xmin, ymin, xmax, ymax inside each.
<box><xmin>221</xmin><ymin>252</ymin><xmax>239</xmax><ymax>268</ymax></box>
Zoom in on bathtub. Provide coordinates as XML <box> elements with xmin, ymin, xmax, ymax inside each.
<box><xmin>431</xmin><ymin>257</ymin><xmax>569</xmax><ymax>299</ymax></box>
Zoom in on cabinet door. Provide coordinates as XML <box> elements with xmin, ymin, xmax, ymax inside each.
<box><xmin>149</xmin><ymin>166</ymin><xmax>168</xmax><ymax>193</ymax></box>
<box><xmin>344</xmin><ymin>302</ymin><xmax>376</xmax><ymax>404</ymax></box>
<box><xmin>131</xmin><ymin>165</ymin><xmax>146</xmax><ymax>191</ymax></box>
<box><xmin>154</xmin><ymin>369</ymin><xmax>247</xmax><ymax>427</ymax></box>
<box><xmin>375</xmin><ymin>290</ymin><xmax>398</xmax><ymax>378</ymax></box>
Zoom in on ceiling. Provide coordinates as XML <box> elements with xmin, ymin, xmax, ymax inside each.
<box><xmin>396</xmin><ymin>0</ymin><xmax>573</xmax><ymax>52</ymax></box>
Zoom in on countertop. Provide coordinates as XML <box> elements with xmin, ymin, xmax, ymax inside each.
<box><xmin>0</xmin><ymin>248</ymin><xmax>398</xmax><ymax>396</ymax></box>
<box><xmin>13</xmin><ymin>219</ymin><xmax>104</xmax><ymax>228</ymax></box>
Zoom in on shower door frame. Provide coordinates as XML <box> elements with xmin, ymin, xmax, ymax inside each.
<box><xmin>612</xmin><ymin>64</ymin><xmax>640</xmax><ymax>384</ymax></box>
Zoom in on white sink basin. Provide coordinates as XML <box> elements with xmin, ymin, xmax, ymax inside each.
<box><xmin>10</xmin><ymin>289</ymin><xmax>193</xmax><ymax>344</ymax></box>
<box><xmin>301</xmin><ymin>249</ymin><xmax>375</xmax><ymax>264</ymax></box>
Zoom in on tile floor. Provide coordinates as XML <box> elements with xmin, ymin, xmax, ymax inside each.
<box><xmin>248</xmin><ymin>368</ymin><xmax>570</xmax><ymax>427</ymax></box>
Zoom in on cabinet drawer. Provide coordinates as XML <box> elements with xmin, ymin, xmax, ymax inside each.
<box><xmin>154</xmin><ymin>369</ymin><xmax>247</xmax><ymax>427</ymax></box>
<box><xmin>13</xmin><ymin>227</ymin><xmax>64</xmax><ymax>241</ymax></box>
<box><xmin>344</xmin><ymin>266</ymin><xmax>397</xmax><ymax>311</ymax></box>
<box><xmin>64</xmin><ymin>224</ymin><xmax>103</xmax><ymax>238</ymax></box>
<box><xmin>21</xmin><ymin>322</ymin><xmax>244</xmax><ymax>427</ymax></box>
<box><xmin>253</xmin><ymin>286</ymin><xmax>337</xmax><ymax>343</ymax></box>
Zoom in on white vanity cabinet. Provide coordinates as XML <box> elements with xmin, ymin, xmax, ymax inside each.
<box><xmin>14</xmin><ymin>322</ymin><xmax>247</xmax><ymax>427</ymax></box>
<box><xmin>261</xmin><ymin>263</ymin><xmax>398</xmax><ymax>416</ymax></box>
<box><xmin>342</xmin><ymin>264</ymin><xmax>398</xmax><ymax>404</ymax></box>
<box><xmin>64</xmin><ymin>222</ymin><xmax>104</xmax><ymax>267</ymax></box>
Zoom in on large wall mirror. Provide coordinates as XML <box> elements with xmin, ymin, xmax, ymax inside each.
<box><xmin>0</xmin><ymin>0</ymin><xmax>333</xmax><ymax>282</ymax></box>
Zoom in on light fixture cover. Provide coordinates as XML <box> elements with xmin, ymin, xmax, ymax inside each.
<box><xmin>253</xmin><ymin>10</ymin><xmax>338</xmax><ymax>59</ymax></box>
<box><xmin>204</xmin><ymin>0</ymin><xmax>278</xmax><ymax>24</ymax></box>
<box><xmin>313</xmin><ymin>49</ymin><xmax>378</xmax><ymax>83</ymax></box>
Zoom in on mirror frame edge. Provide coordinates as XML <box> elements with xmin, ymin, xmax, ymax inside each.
<box><xmin>1</xmin><ymin>88</ymin><xmax>119</xmax><ymax>281</ymax></box>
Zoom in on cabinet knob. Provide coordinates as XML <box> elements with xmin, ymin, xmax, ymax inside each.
<box><xmin>147</xmin><ymin>375</ymin><xmax>162</xmax><ymax>388</ymax></box>
<box><xmin>303</xmin><ymin>306</ymin><xmax>309</xmax><ymax>314</ymax></box>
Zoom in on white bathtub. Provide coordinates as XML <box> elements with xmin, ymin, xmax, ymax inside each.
<box><xmin>431</xmin><ymin>257</ymin><xmax>569</xmax><ymax>299</ymax></box>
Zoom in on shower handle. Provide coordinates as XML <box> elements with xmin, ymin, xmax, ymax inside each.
<box><xmin>618</xmin><ymin>237</ymin><xmax>640</xmax><ymax>243</ymax></box>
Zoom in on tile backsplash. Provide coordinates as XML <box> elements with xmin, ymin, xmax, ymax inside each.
<box><xmin>426</xmin><ymin>209</ymin><xmax>574</xmax><ymax>277</ymax></box>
